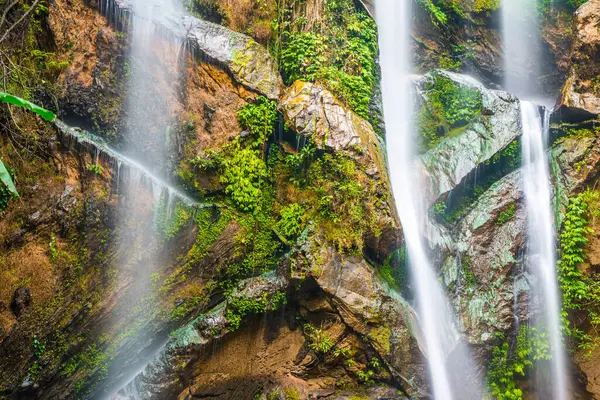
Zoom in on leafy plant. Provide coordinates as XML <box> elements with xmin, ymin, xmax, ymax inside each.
<box><xmin>486</xmin><ymin>326</ymin><xmax>550</xmax><ymax>399</ymax></box>
<box><xmin>496</xmin><ymin>204</ymin><xmax>516</xmax><ymax>225</ymax></box>
<box><xmin>419</xmin><ymin>73</ymin><xmax>483</xmax><ymax>151</ymax></box>
<box><xmin>0</xmin><ymin>160</ymin><xmax>18</xmax><ymax>212</ymax></box>
<box><xmin>557</xmin><ymin>190</ymin><xmax>600</xmax><ymax>356</ymax></box>
<box><xmin>275</xmin><ymin>0</ymin><xmax>378</xmax><ymax>121</ymax></box>
<box><xmin>304</xmin><ymin>323</ymin><xmax>334</xmax><ymax>354</ymax></box>
<box><xmin>237</xmin><ymin>96</ymin><xmax>278</xmax><ymax>147</ymax></box>
<box><xmin>88</xmin><ymin>164</ymin><xmax>104</xmax><ymax>176</ymax></box>
<box><xmin>0</xmin><ymin>92</ymin><xmax>55</xmax><ymax>121</ymax></box>
<box><xmin>276</xmin><ymin>203</ymin><xmax>305</xmax><ymax>239</ymax></box>
<box><xmin>220</xmin><ymin>146</ymin><xmax>268</xmax><ymax>213</ymax></box>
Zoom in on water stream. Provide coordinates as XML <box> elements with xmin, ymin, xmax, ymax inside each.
<box><xmin>521</xmin><ymin>102</ymin><xmax>567</xmax><ymax>400</ymax></box>
<box><xmin>502</xmin><ymin>0</ymin><xmax>568</xmax><ymax>395</ymax></box>
<box><xmin>377</xmin><ymin>1</ymin><xmax>463</xmax><ymax>398</ymax></box>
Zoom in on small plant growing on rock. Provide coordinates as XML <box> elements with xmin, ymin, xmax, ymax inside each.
<box><xmin>304</xmin><ymin>323</ymin><xmax>334</xmax><ymax>354</ymax></box>
<box><xmin>88</xmin><ymin>164</ymin><xmax>104</xmax><ymax>176</ymax></box>
<box><xmin>276</xmin><ymin>203</ymin><xmax>305</xmax><ymax>239</ymax></box>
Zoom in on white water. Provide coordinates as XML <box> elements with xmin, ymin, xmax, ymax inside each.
<box><xmin>502</xmin><ymin>0</ymin><xmax>540</xmax><ymax>97</ymax></box>
<box><xmin>376</xmin><ymin>1</ymin><xmax>458</xmax><ymax>398</ymax></box>
<box><xmin>521</xmin><ymin>101</ymin><xmax>567</xmax><ymax>400</ymax></box>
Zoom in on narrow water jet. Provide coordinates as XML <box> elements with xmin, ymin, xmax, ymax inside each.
<box><xmin>376</xmin><ymin>1</ymin><xmax>481</xmax><ymax>398</ymax></box>
<box><xmin>521</xmin><ymin>101</ymin><xmax>567</xmax><ymax>400</ymax></box>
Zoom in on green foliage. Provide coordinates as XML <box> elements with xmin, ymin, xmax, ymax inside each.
<box><xmin>0</xmin><ymin>161</ymin><xmax>18</xmax><ymax>212</ymax></box>
<box><xmin>220</xmin><ymin>146</ymin><xmax>268</xmax><ymax>212</ymax></box>
<box><xmin>538</xmin><ymin>0</ymin><xmax>587</xmax><ymax>17</ymax></box>
<box><xmin>0</xmin><ymin>92</ymin><xmax>56</xmax><ymax>121</ymax></box>
<box><xmin>237</xmin><ymin>96</ymin><xmax>278</xmax><ymax>146</ymax></box>
<box><xmin>280</xmin><ymin>32</ymin><xmax>327</xmax><ymax>84</ymax></box>
<box><xmin>304</xmin><ymin>323</ymin><xmax>334</xmax><ymax>354</ymax></box>
<box><xmin>486</xmin><ymin>326</ymin><xmax>551</xmax><ymax>399</ymax></box>
<box><xmin>276</xmin><ymin>203</ymin><xmax>305</xmax><ymax>239</ymax></box>
<box><xmin>558</xmin><ymin>190</ymin><xmax>600</xmax><ymax>356</ymax></box>
<box><xmin>417</xmin><ymin>0</ymin><xmax>501</xmax><ymax>25</ymax></box>
<box><xmin>88</xmin><ymin>164</ymin><xmax>104</xmax><ymax>176</ymax></box>
<box><xmin>496</xmin><ymin>204</ymin><xmax>516</xmax><ymax>225</ymax></box>
<box><xmin>276</xmin><ymin>0</ymin><xmax>378</xmax><ymax>121</ymax></box>
<box><xmin>379</xmin><ymin>248</ymin><xmax>409</xmax><ymax>291</ymax></box>
<box><xmin>418</xmin><ymin>0</ymin><xmax>448</xmax><ymax>25</ymax></box>
<box><xmin>225</xmin><ymin>291</ymin><xmax>287</xmax><ymax>331</ymax></box>
<box><xmin>154</xmin><ymin>200</ymin><xmax>192</xmax><ymax>241</ymax></box>
<box><xmin>303</xmin><ymin>151</ymin><xmax>381</xmax><ymax>250</ymax></box>
<box><xmin>419</xmin><ymin>73</ymin><xmax>483</xmax><ymax>151</ymax></box>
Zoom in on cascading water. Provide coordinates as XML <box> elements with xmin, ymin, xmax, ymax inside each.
<box><xmin>521</xmin><ymin>102</ymin><xmax>567</xmax><ymax>400</ymax></box>
<box><xmin>502</xmin><ymin>0</ymin><xmax>541</xmax><ymax>98</ymax></box>
<box><xmin>376</xmin><ymin>1</ymin><xmax>481</xmax><ymax>398</ymax></box>
<box><xmin>503</xmin><ymin>0</ymin><xmax>568</xmax><ymax>395</ymax></box>
<box><xmin>89</xmin><ymin>0</ymin><xmax>190</xmax><ymax>397</ymax></box>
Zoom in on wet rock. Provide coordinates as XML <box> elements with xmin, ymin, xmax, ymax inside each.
<box><xmin>557</xmin><ymin>0</ymin><xmax>600</xmax><ymax>121</ymax></box>
<box><xmin>450</xmin><ymin>171</ymin><xmax>526</xmax><ymax>344</ymax></box>
<box><xmin>183</xmin><ymin>16</ymin><xmax>284</xmax><ymax>100</ymax></box>
<box><xmin>298</xmin><ymin>234</ymin><xmax>427</xmax><ymax>398</ymax></box>
<box><xmin>11</xmin><ymin>287</ymin><xmax>32</xmax><ymax>318</ymax></box>
<box><xmin>116</xmin><ymin>273</ymin><xmax>288</xmax><ymax>400</ymax></box>
<box><xmin>279</xmin><ymin>81</ymin><xmax>388</xmax><ymax>180</ymax></box>
<box><xmin>417</xmin><ymin>71</ymin><xmax>521</xmax><ymax>206</ymax></box>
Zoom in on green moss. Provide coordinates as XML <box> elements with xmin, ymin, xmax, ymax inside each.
<box><xmin>419</xmin><ymin>72</ymin><xmax>483</xmax><ymax>152</ymax></box>
<box><xmin>496</xmin><ymin>203</ymin><xmax>516</xmax><ymax>225</ymax></box>
<box><xmin>275</xmin><ymin>0</ymin><xmax>378</xmax><ymax>122</ymax></box>
<box><xmin>225</xmin><ymin>290</ymin><xmax>287</xmax><ymax>331</ymax></box>
<box><xmin>284</xmin><ymin>388</ymin><xmax>301</xmax><ymax>400</ymax></box>
<box><xmin>368</xmin><ymin>326</ymin><xmax>391</xmax><ymax>355</ymax></box>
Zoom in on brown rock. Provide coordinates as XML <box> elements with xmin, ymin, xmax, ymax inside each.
<box><xmin>11</xmin><ymin>287</ymin><xmax>31</xmax><ymax>318</ymax></box>
<box><xmin>557</xmin><ymin>0</ymin><xmax>600</xmax><ymax>120</ymax></box>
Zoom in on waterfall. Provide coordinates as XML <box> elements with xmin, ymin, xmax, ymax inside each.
<box><xmin>502</xmin><ymin>0</ymin><xmax>568</xmax><ymax>395</ymax></box>
<box><xmin>502</xmin><ymin>0</ymin><xmax>540</xmax><ymax>98</ymax></box>
<box><xmin>376</xmin><ymin>1</ymin><xmax>481</xmax><ymax>398</ymax></box>
<box><xmin>89</xmin><ymin>0</ymin><xmax>191</xmax><ymax>397</ymax></box>
<box><xmin>521</xmin><ymin>102</ymin><xmax>567</xmax><ymax>400</ymax></box>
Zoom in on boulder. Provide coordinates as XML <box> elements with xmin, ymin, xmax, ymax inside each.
<box><xmin>279</xmin><ymin>81</ymin><xmax>387</xmax><ymax>180</ymax></box>
<box><xmin>298</xmin><ymin>234</ymin><xmax>428</xmax><ymax>398</ymax></box>
<box><xmin>417</xmin><ymin>71</ymin><xmax>521</xmax><ymax>207</ymax></box>
<box><xmin>557</xmin><ymin>0</ymin><xmax>600</xmax><ymax>121</ymax></box>
<box><xmin>183</xmin><ymin>16</ymin><xmax>284</xmax><ymax>100</ymax></box>
<box><xmin>11</xmin><ymin>287</ymin><xmax>32</xmax><ymax>318</ymax></box>
<box><xmin>116</xmin><ymin>273</ymin><xmax>288</xmax><ymax>400</ymax></box>
<box><xmin>450</xmin><ymin>171</ymin><xmax>527</xmax><ymax>344</ymax></box>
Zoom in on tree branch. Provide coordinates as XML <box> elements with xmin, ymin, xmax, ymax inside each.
<box><xmin>0</xmin><ymin>0</ymin><xmax>40</xmax><ymax>45</ymax></box>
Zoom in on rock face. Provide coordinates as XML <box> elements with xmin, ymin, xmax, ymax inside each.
<box><xmin>184</xmin><ymin>16</ymin><xmax>284</xmax><ymax>100</ymax></box>
<box><xmin>279</xmin><ymin>81</ymin><xmax>387</xmax><ymax>179</ymax></box>
<box><xmin>417</xmin><ymin>71</ymin><xmax>521</xmax><ymax>206</ymax></box>
<box><xmin>298</xmin><ymin>234</ymin><xmax>427</xmax><ymax>397</ymax></box>
<box><xmin>10</xmin><ymin>287</ymin><xmax>31</xmax><ymax>318</ymax></box>
<box><xmin>558</xmin><ymin>0</ymin><xmax>600</xmax><ymax>120</ymax></box>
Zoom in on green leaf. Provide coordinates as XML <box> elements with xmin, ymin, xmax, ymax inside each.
<box><xmin>0</xmin><ymin>92</ymin><xmax>56</xmax><ymax>122</ymax></box>
<box><xmin>0</xmin><ymin>159</ymin><xmax>18</xmax><ymax>197</ymax></box>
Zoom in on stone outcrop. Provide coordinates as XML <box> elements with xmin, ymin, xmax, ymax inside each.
<box><xmin>418</xmin><ymin>71</ymin><xmax>521</xmax><ymax>206</ymax></box>
<box><xmin>279</xmin><ymin>81</ymin><xmax>386</xmax><ymax>179</ymax></box>
<box><xmin>557</xmin><ymin>0</ymin><xmax>600</xmax><ymax>120</ymax></box>
<box><xmin>298</xmin><ymin>234</ymin><xmax>427</xmax><ymax>397</ymax></box>
<box><xmin>183</xmin><ymin>16</ymin><xmax>284</xmax><ymax>100</ymax></box>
